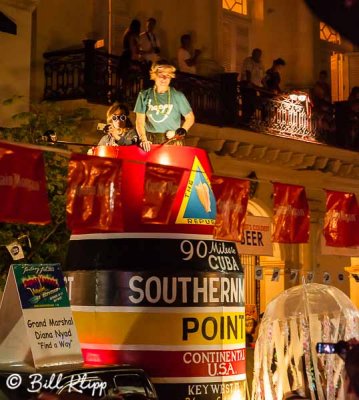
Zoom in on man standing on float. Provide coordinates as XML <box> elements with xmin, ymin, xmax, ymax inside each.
<box><xmin>134</xmin><ymin>60</ymin><xmax>195</xmax><ymax>152</ymax></box>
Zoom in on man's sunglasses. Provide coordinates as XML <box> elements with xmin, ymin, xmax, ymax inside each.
<box><xmin>112</xmin><ymin>114</ymin><xmax>127</xmax><ymax>122</ymax></box>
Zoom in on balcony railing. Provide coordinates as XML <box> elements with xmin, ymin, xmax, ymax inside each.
<box><xmin>43</xmin><ymin>40</ymin><xmax>358</xmax><ymax>151</ymax></box>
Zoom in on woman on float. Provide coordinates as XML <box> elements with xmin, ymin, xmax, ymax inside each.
<box><xmin>134</xmin><ymin>60</ymin><xmax>195</xmax><ymax>152</ymax></box>
<box><xmin>97</xmin><ymin>102</ymin><xmax>138</xmax><ymax>146</ymax></box>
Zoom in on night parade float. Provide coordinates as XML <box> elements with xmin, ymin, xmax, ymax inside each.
<box><xmin>64</xmin><ymin>145</ymin><xmax>246</xmax><ymax>400</ymax></box>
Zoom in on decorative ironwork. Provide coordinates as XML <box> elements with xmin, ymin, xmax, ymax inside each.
<box><xmin>222</xmin><ymin>0</ymin><xmax>248</xmax><ymax>15</ymax></box>
<box><xmin>44</xmin><ymin>49</ymin><xmax>85</xmax><ymax>100</ymax></box>
<box><xmin>42</xmin><ymin>42</ymin><xmax>358</xmax><ymax>151</ymax></box>
<box><xmin>237</xmin><ymin>85</ymin><xmax>316</xmax><ymax>141</ymax></box>
<box><xmin>320</xmin><ymin>22</ymin><xmax>341</xmax><ymax>44</ymax></box>
<box><xmin>261</xmin><ymin>93</ymin><xmax>315</xmax><ymax>140</ymax></box>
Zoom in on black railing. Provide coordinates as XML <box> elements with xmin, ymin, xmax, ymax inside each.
<box><xmin>43</xmin><ymin>41</ymin><xmax>358</xmax><ymax>151</ymax></box>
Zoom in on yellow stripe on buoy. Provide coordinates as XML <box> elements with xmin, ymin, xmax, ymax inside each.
<box><xmin>73</xmin><ymin>310</ymin><xmax>245</xmax><ymax>346</ymax></box>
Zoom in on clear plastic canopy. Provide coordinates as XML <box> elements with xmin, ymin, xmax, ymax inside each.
<box><xmin>252</xmin><ymin>283</ymin><xmax>359</xmax><ymax>400</ymax></box>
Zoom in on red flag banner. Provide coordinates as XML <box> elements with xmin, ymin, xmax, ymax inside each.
<box><xmin>324</xmin><ymin>190</ymin><xmax>359</xmax><ymax>247</ymax></box>
<box><xmin>272</xmin><ymin>182</ymin><xmax>309</xmax><ymax>243</ymax></box>
<box><xmin>67</xmin><ymin>153</ymin><xmax>123</xmax><ymax>231</ymax></box>
<box><xmin>211</xmin><ymin>176</ymin><xmax>250</xmax><ymax>241</ymax></box>
<box><xmin>0</xmin><ymin>142</ymin><xmax>51</xmax><ymax>224</ymax></box>
<box><xmin>141</xmin><ymin>163</ymin><xmax>184</xmax><ymax>224</ymax></box>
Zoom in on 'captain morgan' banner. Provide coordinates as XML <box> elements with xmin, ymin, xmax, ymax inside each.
<box><xmin>272</xmin><ymin>182</ymin><xmax>309</xmax><ymax>243</ymax></box>
<box><xmin>142</xmin><ymin>163</ymin><xmax>184</xmax><ymax>224</ymax></box>
<box><xmin>66</xmin><ymin>153</ymin><xmax>124</xmax><ymax>231</ymax></box>
<box><xmin>323</xmin><ymin>190</ymin><xmax>359</xmax><ymax>247</ymax></box>
<box><xmin>0</xmin><ymin>141</ymin><xmax>51</xmax><ymax>224</ymax></box>
<box><xmin>211</xmin><ymin>176</ymin><xmax>249</xmax><ymax>242</ymax></box>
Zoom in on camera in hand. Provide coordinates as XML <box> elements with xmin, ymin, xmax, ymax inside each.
<box><xmin>316</xmin><ymin>340</ymin><xmax>349</xmax><ymax>357</ymax></box>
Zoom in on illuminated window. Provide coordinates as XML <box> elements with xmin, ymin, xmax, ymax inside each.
<box><xmin>320</xmin><ymin>22</ymin><xmax>341</xmax><ymax>44</ymax></box>
<box><xmin>223</xmin><ymin>0</ymin><xmax>248</xmax><ymax>15</ymax></box>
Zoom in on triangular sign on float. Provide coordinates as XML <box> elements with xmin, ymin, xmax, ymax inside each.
<box><xmin>175</xmin><ymin>156</ymin><xmax>216</xmax><ymax>225</ymax></box>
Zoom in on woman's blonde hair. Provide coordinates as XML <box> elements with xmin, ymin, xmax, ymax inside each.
<box><xmin>150</xmin><ymin>61</ymin><xmax>176</xmax><ymax>81</ymax></box>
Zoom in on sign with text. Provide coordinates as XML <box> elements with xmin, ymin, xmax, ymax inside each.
<box><xmin>66</xmin><ymin>236</ymin><xmax>243</xmax><ymax>273</ymax></box>
<box><xmin>0</xmin><ymin>264</ymin><xmax>83</xmax><ymax>369</ymax></box>
<box><xmin>236</xmin><ymin>216</ymin><xmax>273</xmax><ymax>256</ymax></box>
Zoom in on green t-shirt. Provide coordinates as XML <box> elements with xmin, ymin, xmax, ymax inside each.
<box><xmin>134</xmin><ymin>87</ymin><xmax>192</xmax><ymax>133</ymax></box>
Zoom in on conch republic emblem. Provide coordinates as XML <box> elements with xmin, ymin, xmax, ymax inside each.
<box><xmin>176</xmin><ymin>157</ymin><xmax>216</xmax><ymax>225</ymax></box>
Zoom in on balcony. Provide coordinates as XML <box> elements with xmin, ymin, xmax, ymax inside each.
<box><xmin>43</xmin><ymin>40</ymin><xmax>358</xmax><ymax>153</ymax></box>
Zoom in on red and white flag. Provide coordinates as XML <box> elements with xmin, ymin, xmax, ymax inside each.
<box><xmin>67</xmin><ymin>153</ymin><xmax>123</xmax><ymax>232</ymax></box>
<box><xmin>324</xmin><ymin>190</ymin><xmax>359</xmax><ymax>247</ymax></box>
<box><xmin>141</xmin><ymin>163</ymin><xmax>184</xmax><ymax>224</ymax></box>
<box><xmin>272</xmin><ymin>182</ymin><xmax>309</xmax><ymax>243</ymax></box>
<box><xmin>0</xmin><ymin>142</ymin><xmax>51</xmax><ymax>224</ymax></box>
<box><xmin>211</xmin><ymin>176</ymin><xmax>250</xmax><ymax>241</ymax></box>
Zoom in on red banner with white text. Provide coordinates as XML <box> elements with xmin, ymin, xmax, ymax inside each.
<box><xmin>272</xmin><ymin>182</ymin><xmax>309</xmax><ymax>243</ymax></box>
<box><xmin>66</xmin><ymin>154</ymin><xmax>124</xmax><ymax>231</ymax></box>
<box><xmin>324</xmin><ymin>190</ymin><xmax>359</xmax><ymax>247</ymax></box>
<box><xmin>211</xmin><ymin>176</ymin><xmax>250</xmax><ymax>241</ymax></box>
<box><xmin>141</xmin><ymin>163</ymin><xmax>184</xmax><ymax>224</ymax></box>
<box><xmin>0</xmin><ymin>142</ymin><xmax>51</xmax><ymax>224</ymax></box>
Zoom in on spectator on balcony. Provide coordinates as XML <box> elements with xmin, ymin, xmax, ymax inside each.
<box><xmin>240</xmin><ymin>48</ymin><xmax>265</xmax><ymax>88</ymax></box>
<box><xmin>310</xmin><ymin>71</ymin><xmax>335</xmax><ymax>144</ymax></box>
<box><xmin>239</xmin><ymin>48</ymin><xmax>265</xmax><ymax>123</ymax></box>
<box><xmin>96</xmin><ymin>102</ymin><xmax>138</xmax><ymax>147</ymax></box>
<box><xmin>346</xmin><ymin>86</ymin><xmax>359</xmax><ymax>148</ymax></box>
<box><xmin>139</xmin><ymin>17</ymin><xmax>161</xmax><ymax>66</ymax></box>
<box><xmin>120</xmin><ymin>19</ymin><xmax>143</xmax><ymax>74</ymax></box>
<box><xmin>177</xmin><ymin>34</ymin><xmax>202</xmax><ymax>74</ymax></box>
<box><xmin>263</xmin><ymin>58</ymin><xmax>286</xmax><ymax>94</ymax></box>
<box><xmin>313</xmin><ymin>70</ymin><xmax>331</xmax><ymax>103</ymax></box>
<box><xmin>134</xmin><ymin>60</ymin><xmax>195</xmax><ymax>152</ymax></box>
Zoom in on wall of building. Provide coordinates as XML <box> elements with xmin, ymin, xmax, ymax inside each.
<box><xmin>30</xmin><ymin>0</ymin><xmax>99</xmax><ymax>101</ymax></box>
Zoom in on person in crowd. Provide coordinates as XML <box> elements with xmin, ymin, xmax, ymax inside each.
<box><xmin>134</xmin><ymin>60</ymin><xmax>195</xmax><ymax>152</ymax></box>
<box><xmin>310</xmin><ymin>71</ymin><xmax>335</xmax><ymax>143</ymax></box>
<box><xmin>239</xmin><ymin>48</ymin><xmax>265</xmax><ymax>123</ymax></box>
<box><xmin>120</xmin><ymin>19</ymin><xmax>142</xmax><ymax>74</ymax></box>
<box><xmin>311</xmin><ymin>70</ymin><xmax>332</xmax><ymax>107</ymax></box>
<box><xmin>245</xmin><ymin>316</ymin><xmax>257</xmax><ymax>348</ymax></box>
<box><xmin>314</xmin><ymin>70</ymin><xmax>331</xmax><ymax>103</ymax></box>
<box><xmin>344</xmin><ymin>342</ymin><xmax>359</xmax><ymax>399</ymax></box>
<box><xmin>122</xmin><ymin>19</ymin><xmax>141</xmax><ymax>61</ymax></box>
<box><xmin>263</xmin><ymin>58</ymin><xmax>286</xmax><ymax>94</ymax></box>
<box><xmin>345</xmin><ymin>86</ymin><xmax>359</xmax><ymax>148</ymax></box>
<box><xmin>177</xmin><ymin>34</ymin><xmax>202</xmax><ymax>74</ymax></box>
<box><xmin>139</xmin><ymin>17</ymin><xmax>161</xmax><ymax>65</ymax></box>
<box><xmin>241</xmin><ymin>48</ymin><xmax>265</xmax><ymax>88</ymax></box>
<box><xmin>88</xmin><ymin>103</ymin><xmax>138</xmax><ymax>155</ymax></box>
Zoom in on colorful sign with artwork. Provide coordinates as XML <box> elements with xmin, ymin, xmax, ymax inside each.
<box><xmin>0</xmin><ymin>264</ymin><xmax>83</xmax><ymax>369</ymax></box>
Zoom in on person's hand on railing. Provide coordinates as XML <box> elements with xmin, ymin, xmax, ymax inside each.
<box><xmin>140</xmin><ymin>140</ymin><xmax>152</xmax><ymax>152</ymax></box>
<box><xmin>165</xmin><ymin>130</ymin><xmax>176</xmax><ymax>139</ymax></box>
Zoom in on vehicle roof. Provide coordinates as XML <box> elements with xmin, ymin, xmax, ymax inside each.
<box><xmin>0</xmin><ymin>363</ymin><xmax>147</xmax><ymax>375</ymax></box>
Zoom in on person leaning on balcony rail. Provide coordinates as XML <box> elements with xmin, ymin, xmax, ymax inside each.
<box><xmin>343</xmin><ymin>340</ymin><xmax>359</xmax><ymax>400</ymax></box>
<box><xmin>139</xmin><ymin>17</ymin><xmax>161</xmax><ymax>66</ymax></box>
<box><xmin>239</xmin><ymin>48</ymin><xmax>265</xmax><ymax>123</ymax></box>
<box><xmin>134</xmin><ymin>60</ymin><xmax>195</xmax><ymax>152</ymax></box>
<box><xmin>263</xmin><ymin>58</ymin><xmax>286</xmax><ymax>94</ymax></box>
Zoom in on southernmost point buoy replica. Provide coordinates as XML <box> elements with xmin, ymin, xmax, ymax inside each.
<box><xmin>65</xmin><ymin>145</ymin><xmax>246</xmax><ymax>400</ymax></box>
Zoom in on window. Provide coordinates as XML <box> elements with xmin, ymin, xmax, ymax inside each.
<box><xmin>320</xmin><ymin>22</ymin><xmax>341</xmax><ymax>45</ymax></box>
<box><xmin>223</xmin><ymin>0</ymin><xmax>248</xmax><ymax>16</ymax></box>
